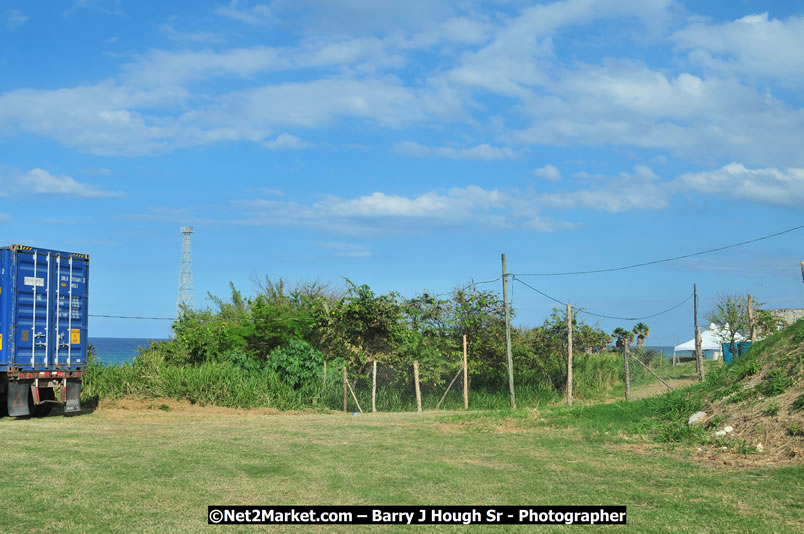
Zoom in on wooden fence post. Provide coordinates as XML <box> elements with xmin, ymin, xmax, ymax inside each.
<box><xmin>463</xmin><ymin>335</ymin><xmax>469</xmax><ymax>410</ymax></box>
<box><xmin>748</xmin><ymin>293</ymin><xmax>756</xmax><ymax>342</ymax></box>
<box><xmin>413</xmin><ymin>360</ymin><xmax>422</xmax><ymax>413</ymax></box>
<box><xmin>343</xmin><ymin>366</ymin><xmax>347</xmax><ymax>412</ymax></box>
<box><xmin>323</xmin><ymin>359</ymin><xmax>327</xmax><ymax>387</ymax></box>
<box><xmin>624</xmin><ymin>342</ymin><xmax>631</xmax><ymax>401</ymax></box>
<box><xmin>694</xmin><ymin>283</ymin><xmax>704</xmax><ymax>380</ymax></box>
<box><xmin>567</xmin><ymin>303</ymin><xmax>573</xmax><ymax>405</ymax></box>
<box><xmin>371</xmin><ymin>360</ymin><xmax>377</xmax><ymax>413</ymax></box>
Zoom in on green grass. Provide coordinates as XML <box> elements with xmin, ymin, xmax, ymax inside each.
<box><xmin>0</xmin><ymin>407</ymin><xmax>800</xmax><ymax>533</ymax></box>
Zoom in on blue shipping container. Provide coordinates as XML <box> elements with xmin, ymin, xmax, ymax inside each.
<box><xmin>0</xmin><ymin>244</ymin><xmax>88</xmax><ymax>416</ymax></box>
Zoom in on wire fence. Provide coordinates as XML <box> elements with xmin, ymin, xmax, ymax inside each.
<box><xmin>319</xmin><ymin>357</ymin><xmax>467</xmax><ymax>413</ymax></box>
<box><xmin>621</xmin><ymin>348</ymin><xmax>701</xmax><ymax>400</ymax></box>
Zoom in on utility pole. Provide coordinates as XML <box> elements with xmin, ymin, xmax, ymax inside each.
<box><xmin>501</xmin><ymin>254</ymin><xmax>516</xmax><ymax>409</ymax></box>
<box><xmin>747</xmin><ymin>293</ymin><xmax>756</xmax><ymax>342</ymax></box>
<box><xmin>694</xmin><ymin>283</ymin><xmax>704</xmax><ymax>381</ymax></box>
<box><xmin>463</xmin><ymin>335</ymin><xmax>469</xmax><ymax>410</ymax></box>
<box><xmin>567</xmin><ymin>303</ymin><xmax>573</xmax><ymax>405</ymax></box>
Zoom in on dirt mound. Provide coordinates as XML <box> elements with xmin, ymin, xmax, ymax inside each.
<box><xmin>693</xmin><ymin>319</ymin><xmax>803</xmax><ymax>464</ymax></box>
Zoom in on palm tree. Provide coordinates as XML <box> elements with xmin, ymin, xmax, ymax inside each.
<box><xmin>632</xmin><ymin>322</ymin><xmax>650</xmax><ymax>350</ymax></box>
<box><xmin>612</xmin><ymin>327</ymin><xmax>634</xmax><ymax>350</ymax></box>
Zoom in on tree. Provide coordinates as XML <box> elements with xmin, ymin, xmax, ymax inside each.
<box><xmin>612</xmin><ymin>327</ymin><xmax>634</xmax><ymax>350</ymax></box>
<box><xmin>632</xmin><ymin>322</ymin><xmax>650</xmax><ymax>350</ymax></box>
<box><xmin>514</xmin><ymin>308</ymin><xmax>611</xmax><ymax>393</ymax></box>
<box><xmin>335</xmin><ymin>281</ymin><xmax>403</xmax><ymax>370</ymax></box>
<box><xmin>399</xmin><ymin>293</ymin><xmax>455</xmax><ymax>384</ymax></box>
<box><xmin>450</xmin><ymin>286</ymin><xmax>507</xmax><ymax>383</ymax></box>
<box><xmin>706</xmin><ymin>294</ymin><xmax>748</xmax><ymax>359</ymax></box>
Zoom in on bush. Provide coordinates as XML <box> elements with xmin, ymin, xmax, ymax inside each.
<box><xmin>268</xmin><ymin>339</ymin><xmax>325</xmax><ymax>388</ymax></box>
<box><xmin>759</xmin><ymin>369</ymin><xmax>794</xmax><ymax>397</ymax></box>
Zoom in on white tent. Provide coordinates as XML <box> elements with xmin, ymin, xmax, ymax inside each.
<box><xmin>673</xmin><ymin>323</ymin><xmax>746</xmax><ymax>361</ymax></box>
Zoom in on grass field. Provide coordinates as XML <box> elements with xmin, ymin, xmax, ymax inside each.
<box><xmin>1</xmin><ymin>401</ymin><xmax>801</xmax><ymax>533</ymax></box>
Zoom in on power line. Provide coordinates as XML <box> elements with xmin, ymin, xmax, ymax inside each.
<box><xmin>433</xmin><ymin>277</ymin><xmax>501</xmax><ymax>298</ymax></box>
<box><xmin>90</xmin><ymin>314</ymin><xmax>175</xmax><ymax>320</ymax></box>
<box><xmin>513</xmin><ymin>277</ymin><xmax>693</xmax><ymax>321</ymax></box>
<box><xmin>514</xmin><ymin>223</ymin><xmax>804</xmax><ymax>277</ymax></box>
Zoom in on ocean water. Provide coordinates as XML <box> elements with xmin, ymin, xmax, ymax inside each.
<box><xmin>89</xmin><ymin>337</ymin><xmax>166</xmax><ymax>366</ymax></box>
<box><xmin>647</xmin><ymin>346</ymin><xmax>676</xmax><ymax>357</ymax></box>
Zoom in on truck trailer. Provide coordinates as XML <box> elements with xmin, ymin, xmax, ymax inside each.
<box><xmin>0</xmin><ymin>245</ymin><xmax>88</xmax><ymax>417</ymax></box>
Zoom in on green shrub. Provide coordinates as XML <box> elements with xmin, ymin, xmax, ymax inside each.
<box><xmin>656</xmin><ymin>389</ymin><xmax>703</xmax><ymax>420</ymax></box>
<box><xmin>759</xmin><ymin>369</ymin><xmax>794</xmax><ymax>397</ymax></box>
<box><xmin>267</xmin><ymin>339</ymin><xmax>324</xmax><ymax>388</ymax></box>
<box><xmin>656</xmin><ymin>420</ymin><xmax>705</xmax><ymax>443</ymax></box>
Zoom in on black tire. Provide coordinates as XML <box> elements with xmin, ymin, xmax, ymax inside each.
<box><xmin>32</xmin><ymin>388</ymin><xmax>55</xmax><ymax>418</ymax></box>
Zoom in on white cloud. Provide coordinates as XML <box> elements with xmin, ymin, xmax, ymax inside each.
<box><xmin>531</xmin><ymin>164</ymin><xmax>561</xmax><ymax>181</ymax></box>
<box><xmin>673</xmin><ymin>12</ymin><xmax>804</xmax><ymax>87</ymax></box>
<box><xmin>7</xmin><ymin>9</ymin><xmax>28</xmax><ymax>29</ymax></box>
<box><xmin>263</xmin><ymin>133</ymin><xmax>309</xmax><ymax>150</ymax></box>
<box><xmin>325</xmin><ymin>187</ymin><xmax>502</xmax><ymax>218</ymax></box>
<box><xmin>215</xmin><ymin>0</ymin><xmax>272</xmax><ymax>25</ymax></box>
<box><xmin>537</xmin><ymin>165</ymin><xmax>669</xmax><ymax>212</ymax></box>
<box><xmin>122</xmin><ymin>47</ymin><xmax>288</xmax><ymax>87</ymax></box>
<box><xmin>0</xmin><ymin>83</ymin><xmax>189</xmax><ymax>156</ymax></box>
<box><xmin>2</xmin><ymin>0</ymin><xmax>802</xmax><ymax>168</ymax></box>
<box><xmin>506</xmin><ymin>60</ymin><xmax>804</xmax><ymax>166</ymax></box>
<box><xmin>395</xmin><ymin>141</ymin><xmax>523</xmax><ymax>160</ymax></box>
<box><xmin>0</xmin><ymin>168</ymin><xmax>125</xmax><ymax>198</ymax></box>
<box><xmin>121</xmin><ymin>39</ymin><xmax>407</xmax><ymax>88</ymax></box>
<box><xmin>232</xmin><ymin>185</ymin><xmax>515</xmax><ymax>233</ymax></box>
<box><xmin>447</xmin><ymin>0</ymin><xmax>678</xmax><ymax>96</ymax></box>
<box><xmin>673</xmin><ymin>163</ymin><xmax>804</xmax><ymax>207</ymax></box>
<box><xmin>0</xmin><ymin>75</ymin><xmax>464</xmax><ymax>155</ymax></box>
<box><xmin>231</xmin><ymin>175</ymin><xmax>675</xmax><ymax>234</ymax></box>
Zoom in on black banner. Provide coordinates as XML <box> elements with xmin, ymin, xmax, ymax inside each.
<box><xmin>208</xmin><ymin>506</ymin><xmax>627</xmax><ymax>525</ymax></box>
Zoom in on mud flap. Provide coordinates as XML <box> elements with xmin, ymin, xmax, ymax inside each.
<box><xmin>65</xmin><ymin>380</ymin><xmax>81</xmax><ymax>414</ymax></box>
<box><xmin>7</xmin><ymin>380</ymin><xmax>31</xmax><ymax>417</ymax></box>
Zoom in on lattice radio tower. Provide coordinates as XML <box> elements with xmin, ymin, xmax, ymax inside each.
<box><xmin>176</xmin><ymin>226</ymin><xmax>194</xmax><ymax>317</ymax></box>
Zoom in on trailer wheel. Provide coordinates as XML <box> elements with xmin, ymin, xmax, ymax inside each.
<box><xmin>32</xmin><ymin>388</ymin><xmax>54</xmax><ymax>418</ymax></box>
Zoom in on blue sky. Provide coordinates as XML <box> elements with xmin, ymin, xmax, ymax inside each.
<box><xmin>2</xmin><ymin>0</ymin><xmax>802</xmax><ymax>345</ymax></box>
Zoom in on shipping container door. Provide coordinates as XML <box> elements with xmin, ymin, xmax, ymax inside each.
<box><xmin>0</xmin><ymin>249</ymin><xmax>9</xmax><ymax>369</ymax></box>
<box><xmin>14</xmin><ymin>250</ymin><xmax>54</xmax><ymax>370</ymax></box>
<box><xmin>52</xmin><ymin>254</ymin><xmax>88</xmax><ymax>368</ymax></box>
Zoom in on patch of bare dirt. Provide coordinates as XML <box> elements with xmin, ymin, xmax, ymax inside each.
<box><xmin>95</xmin><ymin>397</ymin><xmax>313</xmax><ymax>416</ymax></box>
<box><xmin>691</xmin><ymin>385</ymin><xmax>803</xmax><ymax>466</ymax></box>
<box><xmin>630</xmin><ymin>378</ymin><xmax>698</xmax><ymax>400</ymax></box>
